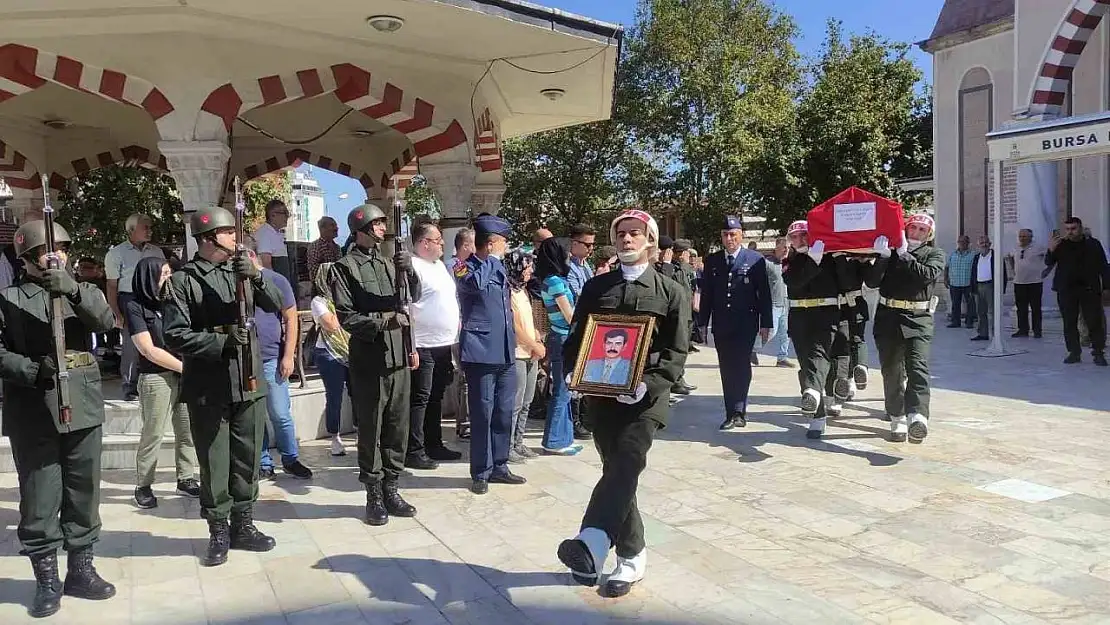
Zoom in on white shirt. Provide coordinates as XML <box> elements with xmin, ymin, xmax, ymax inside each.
<box><xmin>310</xmin><ymin>296</ymin><xmax>332</xmax><ymax>349</ymax></box>
<box><xmin>104</xmin><ymin>241</ymin><xmax>166</xmax><ymax>293</ymax></box>
<box><xmin>976</xmin><ymin>251</ymin><xmax>993</xmax><ymax>282</ymax></box>
<box><xmin>622</xmin><ymin>262</ymin><xmax>649</xmax><ymax>282</ymax></box>
<box><xmin>254</xmin><ymin>222</ymin><xmax>287</xmax><ymax>258</ymax></box>
<box><xmin>410</xmin><ymin>256</ymin><xmax>460</xmax><ymax>348</ymax></box>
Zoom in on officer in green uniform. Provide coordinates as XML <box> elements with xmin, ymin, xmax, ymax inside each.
<box><xmin>781</xmin><ymin>220</ymin><xmax>839</xmax><ymax>439</ymax></box>
<box><xmin>331</xmin><ymin>202</ymin><xmax>421</xmax><ymax>526</ymax></box>
<box><xmin>163</xmin><ymin>207</ymin><xmax>284</xmax><ymax>567</ymax></box>
<box><xmin>653</xmin><ymin>236</ymin><xmax>694</xmax><ymax>396</ymax></box>
<box><xmin>558</xmin><ymin>209</ymin><xmax>689</xmax><ymax>598</ymax></box>
<box><xmin>0</xmin><ymin>220</ymin><xmax>116</xmax><ymax>618</ymax></box>
<box><xmin>866</xmin><ymin>213</ymin><xmax>944</xmax><ymax>443</ymax></box>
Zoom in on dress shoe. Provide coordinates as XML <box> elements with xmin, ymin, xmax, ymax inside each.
<box><xmin>282</xmin><ymin>460</ymin><xmax>313</xmax><ymax>479</ymax></box>
<box><xmin>558</xmin><ymin>528</ymin><xmax>609</xmax><ymax>587</ymax></box>
<box><xmin>806</xmin><ymin>417</ymin><xmax>826</xmax><ymax>440</ymax></box>
<box><xmin>176</xmin><ymin>478</ymin><xmax>201</xmax><ymax>498</ymax></box>
<box><xmin>970</xmin><ymin>335</ymin><xmax>989</xmax><ymax>341</ymax></box>
<box><xmin>470</xmin><ymin>480</ymin><xmax>489</xmax><ymax>495</ymax></box>
<box><xmin>382</xmin><ymin>481</ymin><xmax>417</xmax><ymax>517</ymax></box>
<box><xmin>230</xmin><ymin>508</ymin><xmax>276</xmax><ymax>552</ymax></box>
<box><xmin>946</xmin><ymin>323</ymin><xmax>962</xmax><ymax>328</ymax></box>
<box><xmin>681</xmin><ymin>381</ymin><xmax>697</xmax><ymax>391</ymax></box>
<box><xmin>852</xmin><ymin>365</ymin><xmax>868</xmax><ymax>390</ymax></box>
<box><xmin>750</xmin><ymin>352</ymin><xmax>759</xmax><ymax>366</ymax></box>
<box><xmin>670</xmin><ymin>384</ymin><xmax>690</xmax><ymax>395</ymax></box>
<box><xmin>1033</xmin><ymin>332</ymin><xmax>1043</xmax><ymax>338</ymax></box>
<box><xmin>490</xmin><ymin>470</ymin><xmax>527</xmax><ymax>485</ymax></box>
<box><xmin>1064</xmin><ymin>353</ymin><xmax>1081</xmax><ymax>364</ymax></box>
<box><xmin>28</xmin><ymin>551</ymin><xmax>62</xmax><ymax>618</ymax></box>
<box><xmin>800</xmin><ymin>389</ymin><xmax>821</xmax><ymax>415</ymax></box>
<box><xmin>514</xmin><ymin>444</ymin><xmax>538</xmax><ymax>459</ymax></box>
<box><xmin>718</xmin><ymin>412</ymin><xmax>746</xmax><ymax>431</ymax></box>
<box><xmin>404</xmin><ymin>454</ymin><xmax>439</xmax><ymax>470</ymax></box>
<box><xmin>134</xmin><ymin>486</ymin><xmax>157</xmax><ymax>509</ymax></box>
<box><xmin>1095</xmin><ymin>353</ymin><xmax>1108</xmax><ymax>367</ymax></box>
<box><xmin>427</xmin><ymin>445</ymin><xmax>463</xmax><ymax>461</ymax></box>
<box><xmin>573</xmin><ymin>423</ymin><xmax>593</xmax><ymax>440</ymax></box>
<box><xmin>365</xmin><ymin>485</ymin><xmax>389</xmax><ymax>526</ymax></box>
<box><xmin>889</xmin><ymin>415</ymin><xmax>908</xmax><ymax>443</ymax></box>
<box><xmin>605</xmin><ymin>550</ymin><xmax>646</xmax><ymax>598</ymax></box>
<box><xmin>776</xmin><ymin>359</ymin><xmax>795</xmax><ymax>368</ymax></box>
<box><xmin>201</xmin><ymin>519</ymin><xmax>230</xmax><ymax>567</ymax></box>
<box><xmin>689</xmin><ymin>344</ymin><xmax>700</xmax><ymax>353</ymax></box>
<box><xmin>62</xmin><ymin>547</ymin><xmax>116</xmax><ymax>601</ymax></box>
<box><xmin>1011</xmin><ymin>331</ymin><xmax>1028</xmax><ymax>338</ymax></box>
<box><xmin>908</xmin><ymin>413</ymin><xmax>929</xmax><ymax>444</ymax></box>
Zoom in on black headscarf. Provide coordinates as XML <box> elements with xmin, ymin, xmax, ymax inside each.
<box><xmin>503</xmin><ymin>249</ymin><xmax>533</xmax><ymax>291</ymax></box>
<box><xmin>132</xmin><ymin>256</ymin><xmax>169</xmax><ymax>311</ymax></box>
<box><xmin>534</xmin><ymin>237</ymin><xmax>571</xmax><ymax>281</ymax></box>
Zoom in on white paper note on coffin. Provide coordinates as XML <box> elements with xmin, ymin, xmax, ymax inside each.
<box><xmin>833</xmin><ymin>202</ymin><xmax>877</xmax><ymax>232</ymax></box>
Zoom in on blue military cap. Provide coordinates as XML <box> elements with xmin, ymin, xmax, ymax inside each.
<box><xmin>722</xmin><ymin>215</ymin><xmax>743</xmax><ymax>231</ymax></box>
<box><xmin>658</xmin><ymin>235</ymin><xmax>674</xmax><ymax>250</ymax></box>
<box><xmin>473</xmin><ymin>214</ymin><xmax>512</xmax><ymax>238</ymax></box>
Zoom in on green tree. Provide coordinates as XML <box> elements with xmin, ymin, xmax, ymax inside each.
<box><xmin>242</xmin><ymin>172</ymin><xmax>290</xmax><ymax>230</ymax></box>
<box><xmin>58</xmin><ymin>166</ymin><xmax>183</xmax><ymax>259</ymax></box>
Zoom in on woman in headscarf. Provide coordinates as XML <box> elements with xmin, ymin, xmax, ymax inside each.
<box><xmin>128</xmin><ymin>256</ymin><xmax>198</xmax><ymax>509</ymax></box>
<box><xmin>309</xmin><ymin>263</ymin><xmax>352</xmax><ymax>456</ymax></box>
<box><xmin>534</xmin><ymin>237</ymin><xmax>582</xmax><ymax>456</ymax></box>
<box><xmin>504</xmin><ymin>249</ymin><xmax>544</xmax><ymax>463</ymax></box>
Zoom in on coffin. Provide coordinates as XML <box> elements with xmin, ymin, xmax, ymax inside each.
<box><xmin>806</xmin><ymin>187</ymin><xmax>905</xmax><ymax>254</ymax></box>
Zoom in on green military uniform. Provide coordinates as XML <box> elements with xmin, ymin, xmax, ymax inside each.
<box><xmin>866</xmin><ymin>241</ymin><xmax>945</xmax><ymax>443</ymax></box>
<box><xmin>559</xmin><ymin>260</ymin><xmax>690</xmax><ymax>596</ymax></box>
<box><xmin>782</xmin><ymin>249</ymin><xmax>841</xmax><ymax>436</ymax></box>
<box><xmin>0</xmin><ymin>220</ymin><xmax>116</xmax><ymax>618</ymax></box>
<box><xmin>162</xmin><ymin>207</ymin><xmax>284</xmax><ymax>567</ymax></box>
<box><xmin>331</xmin><ymin>203</ymin><xmax>421</xmax><ymax>526</ymax></box>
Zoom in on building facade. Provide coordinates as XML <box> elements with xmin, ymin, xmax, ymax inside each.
<box><xmin>288</xmin><ymin>170</ymin><xmax>327</xmax><ymax>243</ymax></box>
<box><xmin>924</xmin><ymin>0</ymin><xmax>1110</xmax><ymax>255</ymax></box>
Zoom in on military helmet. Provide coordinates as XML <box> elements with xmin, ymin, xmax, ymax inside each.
<box><xmin>190</xmin><ymin>206</ymin><xmax>236</xmax><ymax>237</ymax></box>
<box><xmin>347</xmin><ymin>203</ymin><xmax>387</xmax><ymax>233</ymax></box>
<box><xmin>13</xmin><ymin>220</ymin><xmax>72</xmax><ymax>258</ymax></box>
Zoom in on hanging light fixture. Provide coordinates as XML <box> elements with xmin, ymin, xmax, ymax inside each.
<box><xmin>367</xmin><ymin>15</ymin><xmax>405</xmax><ymax>33</ymax></box>
<box><xmin>540</xmin><ymin>88</ymin><xmax>566</xmax><ymax>101</ymax></box>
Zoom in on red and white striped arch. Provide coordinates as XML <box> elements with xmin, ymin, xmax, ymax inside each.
<box><xmin>475</xmin><ymin>108</ymin><xmax>502</xmax><ymax>172</ymax></box>
<box><xmin>379</xmin><ymin>149</ymin><xmax>419</xmax><ymax>192</ymax></box>
<box><xmin>201</xmin><ymin>63</ymin><xmax>470</xmax><ymax>168</ymax></box>
<box><xmin>1030</xmin><ymin>0</ymin><xmax>1110</xmax><ymax>117</ymax></box>
<box><xmin>235</xmin><ymin>148</ymin><xmax>374</xmax><ymax>190</ymax></box>
<box><xmin>0</xmin><ymin>140</ymin><xmax>38</xmax><ymax>189</ymax></box>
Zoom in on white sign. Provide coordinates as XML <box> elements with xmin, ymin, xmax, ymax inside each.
<box><xmin>833</xmin><ymin>202</ymin><xmax>876</xmax><ymax>233</ymax></box>
<box><xmin>988</xmin><ymin>116</ymin><xmax>1110</xmax><ymax>164</ymax></box>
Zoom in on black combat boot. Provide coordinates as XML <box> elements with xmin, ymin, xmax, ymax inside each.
<box><xmin>382</xmin><ymin>481</ymin><xmax>417</xmax><ymax>518</ymax></box>
<box><xmin>28</xmin><ymin>551</ymin><xmax>62</xmax><ymax>618</ymax></box>
<box><xmin>230</xmin><ymin>508</ymin><xmax>276</xmax><ymax>552</ymax></box>
<box><xmin>202</xmin><ymin>518</ymin><xmax>230</xmax><ymax>567</ymax></box>
<box><xmin>62</xmin><ymin>547</ymin><xmax>116</xmax><ymax>601</ymax></box>
<box><xmin>365</xmin><ymin>483</ymin><xmax>389</xmax><ymax>526</ymax></box>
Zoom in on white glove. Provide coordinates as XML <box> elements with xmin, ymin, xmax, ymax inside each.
<box><xmin>873</xmin><ymin>236</ymin><xmax>891</xmax><ymax>258</ymax></box>
<box><xmin>807</xmin><ymin>240</ymin><xmax>825</xmax><ymax>264</ymax></box>
<box><xmin>616</xmin><ymin>382</ymin><xmax>648</xmax><ymax>405</ymax></box>
<box><xmin>895</xmin><ymin>235</ymin><xmax>910</xmax><ymax>259</ymax></box>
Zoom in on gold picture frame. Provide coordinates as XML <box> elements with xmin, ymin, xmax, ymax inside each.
<box><xmin>568</xmin><ymin>313</ymin><xmax>656</xmax><ymax>398</ymax></box>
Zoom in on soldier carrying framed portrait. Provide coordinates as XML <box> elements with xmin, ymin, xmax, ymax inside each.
<box><xmin>568</xmin><ymin>313</ymin><xmax>655</xmax><ymax>398</ymax></box>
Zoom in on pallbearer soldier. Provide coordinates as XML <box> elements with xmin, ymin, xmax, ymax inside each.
<box><xmin>867</xmin><ymin>214</ymin><xmax>945</xmax><ymax>443</ymax></box>
<box><xmin>698</xmin><ymin>215</ymin><xmax>772</xmax><ymax>430</ymax></box>
<box><xmin>558</xmin><ymin>208</ymin><xmax>689</xmax><ymax>598</ymax></box>
<box><xmin>1</xmin><ymin>220</ymin><xmax>116</xmax><ymax>618</ymax></box>
<box><xmin>164</xmin><ymin>207</ymin><xmax>285</xmax><ymax>567</ymax></box>
<box><xmin>781</xmin><ymin>220</ymin><xmax>839</xmax><ymax>439</ymax></box>
<box><xmin>331</xmin><ymin>203</ymin><xmax>421</xmax><ymax>524</ymax></box>
<box><xmin>834</xmin><ymin>253</ymin><xmax>871</xmax><ymax>399</ymax></box>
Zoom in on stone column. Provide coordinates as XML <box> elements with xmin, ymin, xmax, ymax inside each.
<box><xmin>159</xmin><ymin>141</ymin><xmax>231</xmax><ymax>258</ymax></box>
<box><xmin>421</xmin><ymin>162</ymin><xmax>478</xmax><ymax>260</ymax></box>
<box><xmin>1007</xmin><ymin>118</ymin><xmax>1059</xmax><ymax>314</ymax></box>
<box><xmin>471</xmin><ymin>183</ymin><xmax>505</xmax><ymax>217</ymax></box>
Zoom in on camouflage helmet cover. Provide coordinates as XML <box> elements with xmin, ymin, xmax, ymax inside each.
<box><xmin>13</xmin><ymin>220</ymin><xmax>72</xmax><ymax>258</ymax></box>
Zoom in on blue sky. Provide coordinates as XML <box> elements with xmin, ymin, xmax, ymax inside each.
<box><xmin>313</xmin><ymin>0</ymin><xmax>946</xmax><ymax>236</ymax></box>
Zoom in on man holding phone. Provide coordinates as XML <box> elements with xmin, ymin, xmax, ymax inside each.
<box><xmin>1046</xmin><ymin>217</ymin><xmax>1109</xmax><ymax>366</ymax></box>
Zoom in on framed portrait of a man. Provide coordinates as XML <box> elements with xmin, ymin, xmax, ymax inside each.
<box><xmin>569</xmin><ymin>314</ymin><xmax>655</xmax><ymax>398</ymax></box>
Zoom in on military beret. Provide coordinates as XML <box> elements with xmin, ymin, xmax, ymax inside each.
<box><xmin>474</xmin><ymin>214</ymin><xmax>512</xmax><ymax>238</ymax></box>
<box><xmin>722</xmin><ymin>215</ymin><xmax>743</xmax><ymax>231</ymax></box>
<box><xmin>658</xmin><ymin>235</ymin><xmax>674</xmax><ymax>250</ymax></box>
<box><xmin>673</xmin><ymin>239</ymin><xmax>691</xmax><ymax>253</ymax></box>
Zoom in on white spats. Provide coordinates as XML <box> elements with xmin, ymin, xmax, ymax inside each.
<box><xmin>800</xmin><ymin>389</ymin><xmax>821</xmax><ymax>415</ymax></box>
<box><xmin>558</xmin><ymin>527</ymin><xmax>611</xmax><ymax>586</ymax></box>
<box><xmin>890</xmin><ymin>415</ymin><xmax>908</xmax><ymax>443</ymax></box>
<box><xmin>908</xmin><ymin>413</ymin><xmax>929</xmax><ymax>444</ymax></box>
<box><xmin>606</xmin><ymin>549</ymin><xmax>647</xmax><ymax>597</ymax></box>
<box><xmin>806</xmin><ymin>416</ymin><xmax>826</xmax><ymax>440</ymax></box>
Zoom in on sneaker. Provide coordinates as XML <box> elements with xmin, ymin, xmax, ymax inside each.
<box><xmin>573</xmin><ymin>423</ymin><xmax>593</xmax><ymax>440</ymax></box>
<box><xmin>330</xmin><ymin>437</ymin><xmax>346</xmax><ymax>457</ymax></box>
<box><xmin>259</xmin><ymin>466</ymin><xmax>276</xmax><ymax>480</ymax></box>
<box><xmin>134</xmin><ymin>486</ymin><xmax>157</xmax><ymax>509</ymax></box>
<box><xmin>514</xmin><ymin>444</ymin><xmax>539</xmax><ymax>459</ymax></box>
<box><xmin>282</xmin><ymin>461</ymin><xmax>313</xmax><ymax>479</ymax></box>
<box><xmin>543</xmin><ymin>444</ymin><xmax>584</xmax><ymax>456</ymax></box>
<box><xmin>176</xmin><ymin>478</ymin><xmax>201</xmax><ymax>498</ymax></box>
<box><xmin>776</xmin><ymin>359</ymin><xmax>795</xmax><ymax>368</ymax></box>
<box><xmin>508</xmin><ymin>450</ymin><xmax>527</xmax><ymax>464</ymax></box>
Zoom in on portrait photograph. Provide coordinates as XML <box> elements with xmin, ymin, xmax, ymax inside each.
<box><xmin>569</xmin><ymin>314</ymin><xmax>655</xmax><ymax>398</ymax></box>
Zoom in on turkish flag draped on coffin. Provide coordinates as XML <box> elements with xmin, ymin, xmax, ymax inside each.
<box><xmin>806</xmin><ymin>186</ymin><xmax>906</xmax><ymax>254</ymax></box>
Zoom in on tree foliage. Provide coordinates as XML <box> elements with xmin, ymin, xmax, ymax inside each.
<box><xmin>242</xmin><ymin>173</ymin><xmax>290</xmax><ymax>230</ymax></box>
<box><xmin>58</xmin><ymin>166</ymin><xmax>183</xmax><ymax>259</ymax></box>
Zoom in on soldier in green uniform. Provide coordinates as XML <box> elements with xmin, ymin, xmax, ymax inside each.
<box><xmin>781</xmin><ymin>220</ymin><xmax>839</xmax><ymax>439</ymax></box>
<box><xmin>866</xmin><ymin>214</ymin><xmax>945</xmax><ymax>443</ymax></box>
<box><xmin>0</xmin><ymin>220</ymin><xmax>116</xmax><ymax>618</ymax></box>
<box><xmin>558</xmin><ymin>209</ymin><xmax>690</xmax><ymax>598</ymax></box>
<box><xmin>653</xmin><ymin>236</ymin><xmax>694</xmax><ymax>396</ymax></box>
<box><xmin>163</xmin><ymin>207</ymin><xmax>285</xmax><ymax>567</ymax></box>
<box><xmin>823</xmin><ymin>254</ymin><xmax>867</xmax><ymax>417</ymax></box>
<box><xmin>331</xmin><ymin>203</ymin><xmax>421</xmax><ymax>526</ymax></box>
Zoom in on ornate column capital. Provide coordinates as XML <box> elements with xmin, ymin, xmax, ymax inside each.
<box><xmin>158</xmin><ymin>141</ymin><xmax>231</xmax><ymax>213</ymax></box>
<box><xmin>471</xmin><ymin>183</ymin><xmax>506</xmax><ymax>216</ymax></box>
<box><xmin>421</xmin><ymin>162</ymin><xmax>479</xmax><ymax>228</ymax></box>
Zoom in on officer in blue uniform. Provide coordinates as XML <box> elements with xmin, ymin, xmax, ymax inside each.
<box><xmin>455</xmin><ymin>215</ymin><xmax>527</xmax><ymax>495</ymax></box>
<box><xmin>698</xmin><ymin>216</ymin><xmax>772</xmax><ymax>430</ymax></box>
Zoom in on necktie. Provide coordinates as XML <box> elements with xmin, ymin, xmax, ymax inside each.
<box><xmin>726</xmin><ymin>255</ymin><xmax>734</xmax><ymax>267</ymax></box>
<box><xmin>602</xmin><ymin>362</ymin><xmax>613</xmax><ymax>383</ymax></box>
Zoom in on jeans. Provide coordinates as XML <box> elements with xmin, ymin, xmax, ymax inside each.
<box><xmin>755</xmin><ymin>304</ymin><xmax>790</xmax><ymax>360</ymax></box>
<box><xmin>543</xmin><ymin>332</ymin><xmax>574</xmax><ymax>450</ymax></box>
<box><xmin>975</xmin><ymin>281</ymin><xmax>993</xmax><ymax>338</ymax></box>
<box><xmin>511</xmin><ymin>358</ymin><xmax>540</xmax><ymax>450</ymax></box>
<box><xmin>261</xmin><ymin>359</ymin><xmax>299</xmax><ymax>469</ymax></box>
<box><xmin>135</xmin><ymin>371</ymin><xmax>197</xmax><ymax>487</ymax></box>
<box><xmin>314</xmin><ymin>346</ymin><xmax>348</xmax><ymax>435</ymax></box>
<box><xmin>948</xmin><ymin>285</ymin><xmax>975</xmax><ymax>326</ymax></box>
<box><xmin>1013</xmin><ymin>282</ymin><xmax>1043</xmax><ymax>335</ymax></box>
<box><xmin>409</xmin><ymin>345</ymin><xmax>453</xmax><ymax>458</ymax></box>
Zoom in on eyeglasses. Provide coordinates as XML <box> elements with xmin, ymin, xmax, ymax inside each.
<box><xmin>574</xmin><ymin>240</ymin><xmax>595</xmax><ymax>249</ymax></box>
<box><xmin>422</xmin><ymin>237</ymin><xmax>444</xmax><ymax>245</ymax></box>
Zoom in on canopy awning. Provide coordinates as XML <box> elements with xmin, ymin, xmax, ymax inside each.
<box><xmin>987</xmin><ymin>110</ymin><xmax>1110</xmax><ymax>164</ymax></box>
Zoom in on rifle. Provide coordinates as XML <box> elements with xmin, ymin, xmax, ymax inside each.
<box><xmin>41</xmin><ymin>174</ymin><xmax>72</xmax><ymax>423</ymax></box>
<box><xmin>233</xmin><ymin>176</ymin><xmax>258</xmax><ymax>392</ymax></box>
<box><xmin>392</xmin><ymin>178</ymin><xmax>417</xmax><ymax>369</ymax></box>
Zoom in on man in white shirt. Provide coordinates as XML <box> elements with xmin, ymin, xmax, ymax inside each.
<box><xmin>407</xmin><ymin>223</ymin><xmax>464</xmax><ymax>468</ymax></box>
<box><xmin>449</xmin><ymin>227</ymin><xmax>476</xmax><ymax>440</ymax></box>
<box><xmin>104</xmin><ymin>213</ymin><xmax>165</xmax><ymax>399</ymax></box>
<box><xmin>1004</xmin><ymin>228</ymin><xmax>1050</xmax><ymax>338</ymax></box>
<box><xmin>971</xmin><ymin>235</ymin><xmax>1007</xmax><ymax>341</ymax></box>
<box><xmin>254</xmin><ymin>200</ymin><xmax>293</xmax><ymax>286</ymax></box>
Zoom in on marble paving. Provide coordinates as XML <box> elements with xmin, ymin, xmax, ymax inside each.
<box><xmin>1</xmin><ymin>323</ymin><xmax>1109</xmax><ymax>624</ymax></box>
